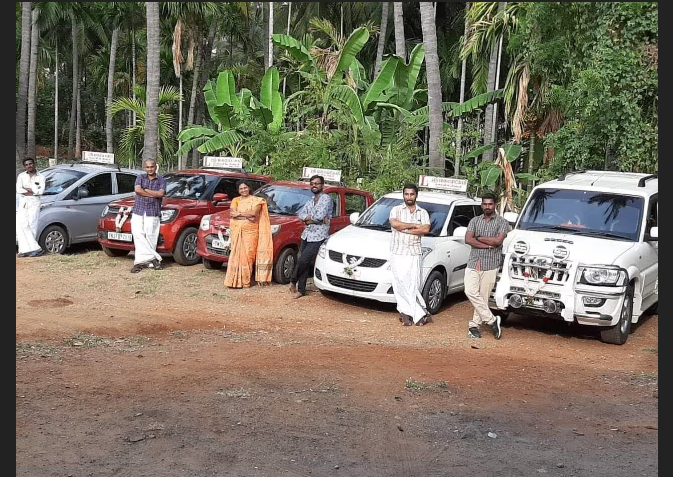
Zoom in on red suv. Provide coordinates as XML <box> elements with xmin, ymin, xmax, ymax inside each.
<box><xmin>196</xmin><ymin>180</ymin><xmax>375</xmax><ymax>283</ymax></box>
<box><xmin>97</xmin><ymin>168</ymin><xmax>273</xmax><ymax>265</ymax></box>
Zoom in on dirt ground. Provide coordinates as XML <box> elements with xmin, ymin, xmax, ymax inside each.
<box><xmin>16</xmin><ymin>245</ymin><xmax>658</xmax><ymax>477</ymax></box>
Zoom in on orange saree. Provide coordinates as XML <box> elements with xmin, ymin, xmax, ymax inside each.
<box><xmin>224</xmin><ymin>196</ymin><xmax>273</xmax><ymax>288</ymax></box>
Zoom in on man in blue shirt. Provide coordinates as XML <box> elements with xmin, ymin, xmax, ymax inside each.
<box><xmin>130</xmin><ymin>159</ymin><xmax>166</xmax><ymax>273</ymax></box>
<box><xmin>290</xmin><ymin>175</ymin><xmax>333</xmax><ymax>298</ymax></box>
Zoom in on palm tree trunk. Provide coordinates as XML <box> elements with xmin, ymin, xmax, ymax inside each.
<box><xmin>420</xmin><ymin>1</ymin><xmax>443</xmax><ymax>176</ymax></box>
<box><xmin>132</xmin><ymin>30</ymin><xmax>137</xmax><ymax>126</ymax></box>
<box><xmin>76</xmin><ymin>67</ymin><xmax>82</xmax><ymax>159</ymax></box>
<box><xmin>490</xmin><ymin>5</ymin><xmax>506</xmax><ymax>147</ymax></box>
<box><xmin>143</xmin><ymin>1</ymin><xmax>161</xmax><ymax>163</ymax></box>
<box><xmin>183</xmin><ymin>39</ymin><xmax>201</xmax><ymax>167</ymax></box>
<box><xmin>340</xmin><ymin>3</ymin><xmax>344</xmax><ymax>38</ymax></box>
<box><xmin>455</xmin><ymin>2</ymin><xmax>470</xmax><ymax>177</ymax></box>
<box><xmin>527</xmin><ymin>132</ymin><xmax>536</xmax><ymax>190</ymax></box>
<box><xmin>106</xmin><ymin>27</ymin><xmax>120</xmax><ymax>153</ymax></box>
<box><xmin>374</xmin><ymin>2</ymin><xmax>389</xmax><ymax>77</ymax></box>
<box><xmin>68</xmin><ymin>11</ymin><xmax>78</xmax><ymax>161</ymax></box>
<box><xmin>178</xmin><ymin>74</ymin><xmax>183</xmax><ymax>164</ymax></box>
<box><xmin>17</xmin><ymin>2</ymin><xmax>32</xmax><ymax>164</ymax></box>
<box><xmin>26</xmin><ymin>7</ymin><xmax>39</xmax><ymax>159</ymax></box>
<box><xmin>267</xmin><ymin>1</ymin><xmax>274</xmax><ymax>70</ymax></box>
<box><xmin>54</xmin><ymin>40</ymin><xmax>59</xmax><ymax>162</ymax></box>
<box><xmin>191</xmin><ymin>24</ymin><xmax>218</xmax><ymax>169</ymax></box>
<box><xmin>262</xmin><ymin>2</ymin><xmax>268</xmax><ymax>70</ymax></box>
<box><xmin>393</xmin><ymin>2</ymin><xmax>405</xmax><ymax>61</ymax></box>
<box><xmin>282</xmin><ymin>2</ymin><xmax>292</xmax><ymax>94</ymax></box>
<box><xmin>481</xmin><ymin>1</ymin><xmax>505</xmax><ymax>162</ymax></box>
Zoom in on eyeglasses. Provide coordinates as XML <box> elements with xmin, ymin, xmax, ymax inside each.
<box><xmin>309</xmin><ymin>181</ymin><xmax>322</xmax><ymax>186</ymax></box>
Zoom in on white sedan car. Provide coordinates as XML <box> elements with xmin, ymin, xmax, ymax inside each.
<box><xmin>313</xmin><ymin>190</ymin><xmax>483</xmax><ymax>314</ymax></box>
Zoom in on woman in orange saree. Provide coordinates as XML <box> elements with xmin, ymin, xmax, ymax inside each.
<box><xmin>224</xmin><ymin>180</ymin><xmax>273</xmax><ymax>288</ymax></box>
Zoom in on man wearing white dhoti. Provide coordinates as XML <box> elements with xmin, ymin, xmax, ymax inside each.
<box><xmin>389</xmin><ymin>183</ymin><xmax>431</xmax><ymax>326</ymax></box>
<box><xmin>130</xmin><ymin>159</ymin><xmax>166</xmax><ymax>273</ymax></box>
<box><xmin>16</xmin><ymin>157</ymin><xmax>45</xmax><ymax>257</ymax></box>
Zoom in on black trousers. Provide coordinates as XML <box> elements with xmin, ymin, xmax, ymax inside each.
<box><xmin>291</xmin><ymin>238</ymin><xmax>324</xmax><ymax>294</ymax></box>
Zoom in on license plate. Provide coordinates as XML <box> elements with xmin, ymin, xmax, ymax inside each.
<box><xmin>108</xmin><ymin>232</ymin><xmax>133</xmax><ymax>242</ymax></box>
<box><xmin>212</xmin><ymin>238</ymin><xmax>230</xmax><ymax>250</ymax></box>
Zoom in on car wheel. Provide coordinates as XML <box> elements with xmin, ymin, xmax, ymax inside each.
<box><xmin>102</xmin><ymin>246</ymin><xmax>130</xmax><ymax>257</ymax></box>
<box><xmin>422</xmin><ymin>270</ymin><xmax>446</xmax><ymax>315</ymax></box>
<box><xmin>39</xmin><ymin>225</ymin><xmax>67</xmax><ymax>254</ymax></box>
<box><xmin>172</xmin><ymin>227</ymin><xmax>200</xmax><ymax>266</ymax></box>
<box><xmin>273</xmin><ymin>247</ymin><xmax>297</xmax><ymax>284</ymax></box>
<box><xmin>202</xmin><ymin>258</ymin><xmax>223</xmax><ymax>270</ymax></box>
<box><xmin>599</xmin><ymin>283</ymin><xmax>634</xmax><ymax>345</ymax></box>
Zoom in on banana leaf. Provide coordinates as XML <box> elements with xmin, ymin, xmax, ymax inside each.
<box><xmin>402</xmin><ymin>44</ymin><xmax>425</xmax><ymax>110</ymax></box>
<box><xmin>177</xmin><ymin>126</ymin><xmax>217</xmax><ymax>142</ymax></box>
<box><xmin>329</xmin><ymin>85</ymin><xmax>364</xmax><ymax>128</ymax></box>
<box><xmin>480</xmin><ymin>164</ymin><xmax>502</xmax><ymax>187</ymax></box>
<box><xmin>176</xmin><ymin>136</ymin><xmax>210</xmax><ymax>157</ymax></box>
<box><xmin>464</xmin><ymin>143</ymin><xmax>498</xmax><ymax>160</ymax></box>
<box><xmin>350</xmin><ymin>59</ymin><xmax>368</xmax><ymax>91</ymax></box>
<box><xmin>502</xmin><ymin>143</ymin><xmax>523</xmax><ymax>162</ymax></box>
<box><xmin>203</xmin><ymin>81</ymin><xmax>219</xmax><ymax>126</ymax></box>
<box><xmin>334</xmin><ymin>27</ymin><xmax>369</xmax><ymax>79</ymax></box>
<box><xmin>197</xmin><ymin>130</ymin><xmax>245</xmax><ymax>154</ymax></box>
<box><xmin>375</xmin><ymin>102</ymin><xmax>411</xmax><ymax>118</ymax></box>
<box><xmin>272</xmin><ymin>33</ymin><xmax>314</xmax><ymax>67</ymax></box>
<box><xmin>215</xmin><ymin>71</ymin><xmax>239</xmax><ymax>109</ymax></box>
<box><xmin>362</xmin><ymin>57</ymin><xmax>399</xmax><ymax>112</ymax></box>
<box><xmin>451</xmin><ymin>89</ymin><xmax>504</xmax><ymax>116</ymax></box>
<box><xmin>260</xmin><ymin>67</ymin><xmax>279</xmax><ymax>110</ymax></box>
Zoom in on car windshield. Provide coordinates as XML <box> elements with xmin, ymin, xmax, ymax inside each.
<box><xmin>164</xmin><ymin>173</ymin><xmax>208</xmax><ymax>199</ymax></box>
<box><xmin>41</xmin><ymin>168</ymin><xmax>87</xmax><ymax>195</ymax></box>
<box><xmin>254</xmin><ymin>184</ymin><xmax>314</xmax><ymax>215</ymax></box>
<box><xmin>518</xmin><ymin>188</ymin><xmax>644</xmax><ymax>241</ymax></box>
<box><xmin>355</xmin><ymin>197</ymin><xmax>448</xmax><ymax>237</ymax></box>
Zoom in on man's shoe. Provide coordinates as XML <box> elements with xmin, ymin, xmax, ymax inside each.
<box><xmin>29</xmin><ymin>249</ymin><xmax>43</xmax><ymax>257</ymax></box>
<box><xmin>17</xmin><ymin>252</ymin><xmax>28</xmax><ymax>258</ymax></box>
<box><xmin>491</xmin><ymin>315</ymin><xmax>502</xmax><ymax>340</ymax></box>
<box><xmin>468</xmin><ymin>327</ymin><xmax>481</xmax><ymax>339</ymax></box>
<box><xmin>148</xmin><ymin>258</ymin><xmax>162</xmax><ymax>270</ymax></box>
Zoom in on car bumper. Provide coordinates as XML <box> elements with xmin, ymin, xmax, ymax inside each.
<box><xmin>313</xmin><ymin>254</ymin><xmax>397</xmax><ymax>304</ymax></box>
<box><xmin>196</xmin><ymin>232</ymin><xmax>231</xmax><ymax>263</ymax></box>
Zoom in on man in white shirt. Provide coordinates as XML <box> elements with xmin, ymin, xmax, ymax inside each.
<box><xmin>389</xmin><ymin>183</ymin><xmax>431</xmax><ymax>326</ymax></box>
<box><xmin>16</xmin><ymin>157</ymin><xmax>46</xmax><ymax>257</ymax></box>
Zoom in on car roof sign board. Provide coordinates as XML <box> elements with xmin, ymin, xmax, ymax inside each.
<box><xmin>418</xmin><ymin>175</ymin><xmax>468</xmax><ymax>193</ymax></box>
<box><xmin>203</xmin><ymin>156</ymin><xmax>244</xmax><ymax>169</ymax></box>
<box><xmin>302</xmin><ymin>167</ymin><xmax>341</xmax><ymax>183</ymax></box>
<box><xmin>82</xmin><ymin>151</ymin><xmax>115</xmax><ymax>164</ymax></box>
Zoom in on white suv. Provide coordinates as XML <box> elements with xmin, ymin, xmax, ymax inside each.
<box><xmin>491</xmin><ymin>171</ymin><xmax>658</xmax><ymax>345</ymax></box>
<box><xmin>313</xmin><ymin>190</ymin><xmax>482</xmax><ymax>315</ymax></box>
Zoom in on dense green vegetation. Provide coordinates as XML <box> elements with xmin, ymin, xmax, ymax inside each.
<box><xmin>16</xmin><ymin>2</ymin><xmax>657</xmax><ymax>205</ymax></box>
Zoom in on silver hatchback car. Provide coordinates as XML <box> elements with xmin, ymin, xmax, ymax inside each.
<box><xmin>16</xmin><ymin>163</ymin><xmax>142</xmax><ymax>254</ymax></box>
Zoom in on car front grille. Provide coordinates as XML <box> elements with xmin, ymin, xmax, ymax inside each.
<box><xmin>326</xmin><ymin>274</ymin><xmax>377</xmax><ymax>292</ymax></box>
<box><xmin>509</xmin><ymin>255</ymin><xmax>571</xmax><ymax>284</ymax></box>
<box><xmin>328</xmin><ymin>250</ymin><xmax>387</xmax><ymax>268</ymax></box>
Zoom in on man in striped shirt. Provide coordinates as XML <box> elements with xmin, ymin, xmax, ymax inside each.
<box><xmin>389</xmin><ymin>183</ymin><xmax>431</xmax><ymax>326</ymax></box>
<box><xmin>130</xmin><ymin>159</ymin><xmax>166</xmax><ymax>273</ymax></box>
<box><xmin>464</xmin><ymin>192</ymin><xmax>510</xmax><ymax>339</ymax></box>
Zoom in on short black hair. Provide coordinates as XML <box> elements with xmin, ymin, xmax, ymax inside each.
<box><xmin>309</xmin><ymin>175</ymin><xmax>324</xmax><ymax>185</ymax></box>
<box><xmin>481</xmin><ymin>191</ymin><xmax>497</xmax><ymax>202</ymax></box>
<box><xmin>236</xmin><ymin>179</ymin><xmax>254</xmax><ymax>190</ymax></box>
<box><xmin>402</xmin><ymin>183</ymin><xmax>418</xmax><ymax>194</ymax></box>
<box><xmin>23</xmin><ymin>157</ymin><xmax>35</xmax><ymax>165</ymax></box>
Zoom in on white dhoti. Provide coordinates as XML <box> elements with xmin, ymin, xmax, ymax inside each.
<box><xmin>131</xmin><ymin>213</ymin><xmax>161</xmax><ymax>265</ymax></box>
<box><xmin>16</xmin><ymin>196</ymin><xmax>41</xmax><ymax>254</ymax></box>
<box><xmin>390</xmin><ymin>253</ymin><xmax>428</xmax><ymax>323</ymax></box>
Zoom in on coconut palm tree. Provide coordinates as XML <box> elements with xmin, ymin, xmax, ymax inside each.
<box><xmin>420</xmin><ymin>2</ymin><xmax>443</xmax><ymax>176</ymax></box>
<box><xmin>17</xmin><ymin>2</ymin><xmax>32</xmax><ymax>165</ymax></box>
<box><xmin>143</xmin><ymin>1</ymin><xmax>160</xmax><ymax>163</ymax></box>
<box><xmin>455</xmin><ymin>2</ymin><xmax>471</xmax><ymax>176</ymax></box>
<box><xmin>392</xmin><ymin>2</ymin><xmax>405</xmax><ymax>61</ymax></box>
<box><xmin>26</xmin><ymin>6</ymin><xmax>40</xmax><ymax>159</ymax></box>
<box><xmin>374</xmin><ymin>2</ymin><xmax>389</xmax><ymax>77</ymax></box>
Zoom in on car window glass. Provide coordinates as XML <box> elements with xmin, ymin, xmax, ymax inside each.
<box><xmin>355</xmin><ymin>197</ymin><xmax>448</xmax><ymax>237</ymax></box>
<box><xmin>254</xmin><ymin>184</ymin><xmax>313</xmax><ymax>215</ymax></box>
<box><xmin>41</xmin><ymin>168</ymin><xmax>86</xmax><ymax>195</ymax></box>
<box><xmin>116</xmin><ymin>173</ymin><xmax>137</xmax><ymax>194</ymax></box>
<box><xmin>164</xmin><ymin>174</ymin><xmax>207</xmax><ymax>199</ymax></box>
<box><xmin>329</xmin><ymin>192</ymin><xmax>340</xmax><ymax>216</ymax></box>
<box><xmin>345</xmin><ymin>193</ymin><xmax>367</xmax><ymax>215</ymax></box>
<box><xmin>213</xmin><ymin>178</ymin><xmax>239</xmax><ymax>199</ymax></box>
<box><xmin>647</xmin><ymin>197</ymin><xmax>657</xmax><ymax>229</ymax></box>
<box><xmin>448</xmin><ymin>204</ymin><xmax>477</xmax><ymax>235</ymax></box>
<box><xmin>83</xmin><ymin>173</ymin><xmax>112</xmax><ymax>197</ymax></box>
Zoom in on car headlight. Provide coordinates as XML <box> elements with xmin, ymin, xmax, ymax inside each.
<box><xmin>200</xmin><ymin>215</ymin><xmax>211</xmax><ymax>231</ymax></box>
<box><xmin>579</xmin><ymin>266</ymin><xmax>627</xmax><ymax>286</ymax></box>
<box><xmin>421</xmin><ymin>247</ymin><xmax>432</xmax><ymax>259</ymax></box>
<box><xmin>40</xmin><ymin>202</ymin><xmax>52</xmax><ymax>211</ymax></box>
<box><xmin>270</xmin><ymin>224</ymin><xmax>281</xmax><ymax>235</ymax></box>
<box><xmin>160</xmin><ymin>209</ymin><xmax>178</xmax><ymax>223</ymax></box>
<box><xmin>318</xmin><ymin>242</ymin><xmax>327</xmax><ymax>259</ymax></box>
<box><xmin>101</xmin><ymin>205</ymin><xmax>109</xmax><ymax>217</ymax></box>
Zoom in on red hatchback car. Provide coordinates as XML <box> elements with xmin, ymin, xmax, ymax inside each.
<box><xmin>196</xmin><ymin>180</ymin><xmax>376</xmax><ymax>283</ymax></box>
<box><xmin>97</xmin><ymin>168</ymin><xmax>273</xmax><ymax>265</ymax></box>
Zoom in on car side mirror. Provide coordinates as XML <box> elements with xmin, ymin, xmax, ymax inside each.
<box><xmin>453</xmin><ymin>226</ymin><xmax>467</xmax><ymax>240</ymax></box>
<box><xmin>648</xmin><ymin>226</ymin><xmax>658</xmax><ymax>240</ymax></box>
<box><xmin>503</xmin><ymin>211</ymin><xmax>518</xmax><ymax>227</ymax></box>
<box><xmin>349</xmin><ymin>212</ymin><xmax>360</xmax><ymax>224</ymax></box>
<box><xmin>213</xmin><ymin>193</ymin><xmax>229</xmax><ymax>203</ymax></box>
<box><xmin>74</xmin><ymin>185</ymin><xmax>89</xmax><ymax>200</ymax></box>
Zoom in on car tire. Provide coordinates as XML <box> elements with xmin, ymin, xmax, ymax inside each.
<box><xmin>273</xmin><ymin>247</ymin><xmax>297</xmax><ymax>284</ymax></box>
<box><xmin>202</xmin><ymin>258</ymin><xmax>223</xmax><ymax>270</ymax></box>
<box><xmin>173</xmin><ymin>227</ymin><xmax>200</xmax><ymax>266</ymax></box>
<box><xmin>422</xmin><ymin>270</ymin><xmax>446</xmax><ymax>315</ymax></box>
<box><xmin>599</xmin><ymin>283</ymin><xmax>634</xmax><ymax>345</ymax></box>
<box><xmin>491</xmin><ymin>309</ymin><xmax>510</xmax><ymax>324</ymax></box>
<box><xmin>39</xmin><ymin>225</ymin><xmax>67</xmax><ymax>254</ymax></box>
<box><xmin>102</xmin><ymin>246</ymin><xmax>130</xmax><ymax>257</ymax></box>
